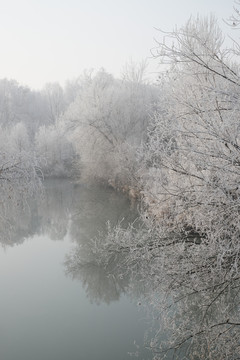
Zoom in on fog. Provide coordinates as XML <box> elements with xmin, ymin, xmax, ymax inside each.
<box><xmin>0</xmin><ymin>0</ymin><xmax>231</xmax><ymax>89</ymax></box>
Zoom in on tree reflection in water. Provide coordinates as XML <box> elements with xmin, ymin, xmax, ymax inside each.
<box><xmin>65</xmin><ymin>220</ymin><xmax>240</xmax><ymax>360</ymax></box>
<box><xmin>0</xmin><ymin>179</ymin><xmax>137</xmax><ymax>248</ymax></box>
<box><xmin>0</xmin><ymin>178</ymin><xmax>141</xmax><ymax>307</ymax></box>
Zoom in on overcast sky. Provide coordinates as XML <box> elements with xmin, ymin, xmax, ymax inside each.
<box><xmin>0</xmin><ymin>0</ymin><xmax>234</xmax><ymax>90</ymax></box>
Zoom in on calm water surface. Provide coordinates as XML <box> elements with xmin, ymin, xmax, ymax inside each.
<box><xmin>0</xmin><ymin>180</ymin><xmax>152</xmax><ymax>360</ymax></box>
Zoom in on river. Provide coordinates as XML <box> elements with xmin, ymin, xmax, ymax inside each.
<box><xmin>0</xmin><ymin>179</ymin><xmax>153</xmax><ymax>360</ymax></box>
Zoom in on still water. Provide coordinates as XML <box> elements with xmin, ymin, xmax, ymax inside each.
<box><xmin>0</xmin><ymin>180</ymin><xmax>152</xmax><ymax>360</ymax></box>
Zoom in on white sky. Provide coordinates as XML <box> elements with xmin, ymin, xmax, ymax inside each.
<box><xmin>0</xmin><ymin>0</ymin><xmax>234</xmax><ymax>90</ymax></box>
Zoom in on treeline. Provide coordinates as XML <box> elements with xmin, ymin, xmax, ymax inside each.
<box><xmin>0</xmin><ymin>66</ymin><xmax>160</xmax><ymax>184</ymax></box>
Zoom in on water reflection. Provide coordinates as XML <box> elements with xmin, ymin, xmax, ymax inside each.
<box><xmin>67</xmin><ymin>220</ymin><xmax>240</xmax><ymax>360</ymax></box>
<box><xmin>0</xmin><ymin>179</ymin><xmax>155</xmax><ymax>360</ymax></box>
<box><xmin>0</xmin><ymin>179</ymin><xmax>139</xmax><ymax>305</ymax></box>
<box><xmin>0</xmin><ymin>180</ymin><xmax>147</xmax><ymax>308</ymax></box>
<box><xmin>0</xmin><ymin>179</ymin><xmax>137</xmax><ymax>247</ymax></box>
<box><xmin>65</xmin><ymin>231</ymin><xmax>131</xmax><ymax>304</ymax></box>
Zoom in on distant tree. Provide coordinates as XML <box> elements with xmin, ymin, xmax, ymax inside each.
<box><xmin>0</xmin><ymin>78</ymin><xmax>53</xmax><ymax>136</ymax></box>
<box><xmin>63</xmin><ymin>74</ymin><xmax>89</xmax><ymax>106</ymax></box>
<box><xmin>0</xmin><ymin>123</ymin><xmax>42</xmax><ymax>243</ymax></box>
<box><xmin>35</xmin><ymin>122</ymin><xmax>77</xmax><ymax>178</ymax></box>
<box><xmin>121</xmin><ymin>59</ymin><xmax>149</xmax><ymax>84</ymax></box>
<box><xmin>43</xmin><ymin>82</ymin><xmax>66</xmax><ymax>123</ymax></box>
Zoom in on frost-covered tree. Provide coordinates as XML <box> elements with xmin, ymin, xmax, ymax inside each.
<box><xmin>130</xmin><ymin>14</ymin><xmax>240</xmax><ymax>359</ymax></box>
<box><xmin>35</xmin><ymin>122</ymin><xmax>77</xmax><ymax>178</ymax></box>
<box><xmin>0</xmin><ymin>122</ymin><xmax>42</xmax><ymax>244</ymax></box>
<box><xmin>0</xmin><ymin>78</ymin><xmax>51</xmax><ymax>136</ymax></box>
<box><xmin>143</xmin><ymin>15</ymin><xmax>240</xmax><ymax>251</ymax></box>
<box><xmin>0</xmin><ymin>80</ymin><xmax>45</xmax><ymax>241</ymax></box>
<box><xmin>0</xmin><ymin>123</ymin><xmax>41</xmax><ymax>192</ymax></box>
<box><xmin>64</xmin><ymin>75</ymin><xmax>85</xmax><ymax>106</ymax></box>
<box><xmin>42</xmin><ymin>82</ymin><xmax>66</xmax><ymax>123</ymax></box>
<box><xmin>63</xmin><ymin>69</ymin><xmax>159</xmax><ymax>188</ymax></box>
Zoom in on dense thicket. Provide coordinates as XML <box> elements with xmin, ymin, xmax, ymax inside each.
<box><xmin>0</xmin><ymin>67</ymin><xmax>159</xmax><ymax>183</ymax></box>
